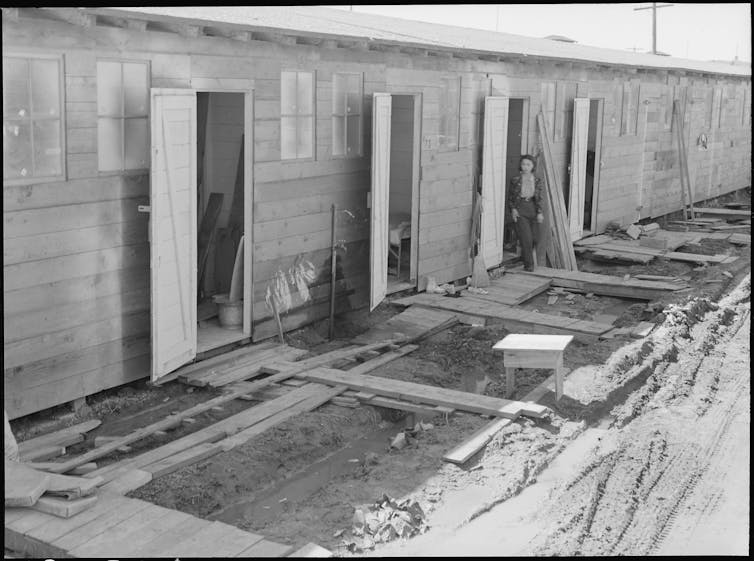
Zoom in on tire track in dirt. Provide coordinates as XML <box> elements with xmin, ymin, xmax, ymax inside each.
<box><xmin>528</xmin><ymin>276</ymin><xmax>750</xmax><ymax>556</ymax></box>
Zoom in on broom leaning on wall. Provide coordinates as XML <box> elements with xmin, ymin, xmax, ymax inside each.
<box><xmin>469</xmin><ymin>188</ymin><xmax>490</xmax><ymax>288</ymax></box>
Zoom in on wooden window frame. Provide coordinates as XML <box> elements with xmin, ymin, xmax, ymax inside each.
<box><xmin>280</xmin><ymin>69</ymin><xmax>316</xmax><ymax>161</ymax></box>
<box><xmin>332</xmin><ymin>72</ymin><xmax>363</xmax><ymax>159</ymax></box>
<box><xmin>2</xmin><ymin>52</ymin><xmax>66</xmax><ymax>186</ymax></box>
<box><xmin>96</xmin><ymin>58</ymin><xmax>151</xmax><ymax>175</ymax></box>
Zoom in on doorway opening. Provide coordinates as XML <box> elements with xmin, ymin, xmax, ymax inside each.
<box><xmin>504</xmin><ymin>98</ymin><xmax>526</xmax><ymax>250</ymax></box>
<box><xmin>583</xmin><ymin>98</ymin><xmax>603</xmax><ymax>234</ymax></box>
<box><xmin>196</xmin><ymin>92</ymin><xmax>248</xmax><ymax>354</ymax></box>
<box><xmin>386</xmin><ymin>94</ymin><xmax>419</xmax><ymax>295</ymax></box>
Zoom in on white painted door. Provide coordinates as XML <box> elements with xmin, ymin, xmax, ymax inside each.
<box><xmin>481</xmin><ymin>96</ymin><xmax>509</xmax><ymax>268</ymax></box>
<box><xmin>150</xmin><ymin>89</ymin><xmax>198</xmax><ymax>381</ymax></box>
<box><xmin>568</xmin><ymin>98</ymin><xmax>590</xmax><ymax>241</ymax></box>
<box><xmin>370</xmin><ymin>93</ymin><xmax>391</xmax><ymax>310</ymax></box>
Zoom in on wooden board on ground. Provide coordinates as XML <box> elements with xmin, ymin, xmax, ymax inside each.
<box><xmin>351</xmin><ymin>307</ymin><xmax>456</xmax><ymax>345</ymax></box>
<box><xmin>296</xmin><ymin>367</ymin><xmax>550</xmax><ymax>419</ymax></box>
<box><xmin>143</xmin><ymin>442</ymin><xmax>223</xmax><ymax>478</ymax></box>
<box><xmin>692</xmin><ymin>207</ymin><xmax>751</xmax><ymax>219</ymax></box>
<box><xmin>19</xmin><ymin>445</ymin><xmax>67</xmax><ymax>462</ymax></box>
<box><xmin>216</xmin><ymin>384</ymin><xmax>347</xmax><ymax>452</ymax></box>
<box><xmin>392</xmin><ymin>293</ymin><xmax>610</xmax><ymax>342</ymax></box>
<box><xmin>289</xmin><ymin>542</ymin><xmax>333</xmax><ymax>557</ymax></box>
<box><xmin>204</xmin><ymin>346</ymin><xmax>309</xmax><ymax>388</ymax></box>
<box><xmin>443</xmin><ymin>417</ymin><xmax>510</xmax><ymax>465</ymax></box>
<box><xmin>30</xmin><ymin>494</ymin><xmax>97</xmax><ymax>518</ymax></box>
<box><xmin>465</xmin><ymin>273</ymin><xmax>551</xmax><ymax>305</ymax></box>
<box><xmin>85</xmin><ymin>383</ymin><xmax>334</xmax><ymax>484</ymax></box>
<box><xmin>728</xmin><ymin>233</ymin><xmax>751</xmax><ymax>245</ymax></box>
<box><xmin>57</xmin><ymin>341</ymin><xmax>408</xmax><ymax>476</ymax></box>
<box><xmin>516</xmin><ymin>266</ymin><xmax>688</xmax><ymax>300</ymax></box>
<box><xmin>100</xmin><ymin>469</ymin><xmax>153</xmax><ymax>494</ymax></box>
<box><xmin>578</xmin><ymin>248</ymin><xmax>655</xmax><ymax>264</ymax></box>
<box><xmin>169</xmin><ymin>340</ymin><xmax>279</xmax><ymax>385</ymax></box>
<box><xmin>17</xmin><ymin>420</ymin><xmax>101</xmax><ymax>455</ymax></box>
<box><xmin>5</xmin><ymin>460</ymin><xmax>51</xmax><ymax>507</ymax></box>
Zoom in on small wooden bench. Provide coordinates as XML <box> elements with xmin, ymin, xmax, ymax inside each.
<box><xmin>493</xmin><ymin>334</ymin><xmax>573</xmax><ymax>400</ymax></box>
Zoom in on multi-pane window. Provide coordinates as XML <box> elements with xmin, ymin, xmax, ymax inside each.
<box><xmin>3</xmin><ymin>54</ymin><xmax>64</xmax><ymax>182</ymax></box>
<box><xmin>439</xmin><ymin>76</ymin><xmax>461</xmax><ymax>150</ymax></box>
<box><xmin>281</xmin><ymin>70</ymin><xmax>314</xmax><ymax>160</ymax></box>
<box><xmin>332</xmin><ymin>72</ymin><xmax>363</xmax><ymax>157</ymax></box>
<box><xmin>97</xmin><ymin>60</ymin><xmax>149</xmax><ymax>172</ymax></box>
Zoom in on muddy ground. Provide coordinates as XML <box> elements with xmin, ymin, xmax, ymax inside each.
<box><xmin>9</xmin><ymin>193</ymin><xmax>750</xmax><ymax>556</ymax></box>
<box><xmin>372</xmin><ymin>271</ymin><xmax>750</xmax><ymax>556</ymax></box>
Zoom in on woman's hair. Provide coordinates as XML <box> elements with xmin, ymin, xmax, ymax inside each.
<box><xmin>519</xmin><ymin>154</ymin><xmax>537</xmax><ymax>172</ymax></box>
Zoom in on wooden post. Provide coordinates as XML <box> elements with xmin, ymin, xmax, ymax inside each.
<box><xmin>505</xmin><ymin>367</ymin><xmax>516</xmax><ymax>398</ymax></box>
<box><xmin>329</xmin><ymin>204</ymin><xmax>337</xmax><ymax>341</ymax></box>
<box><xmin>554</xmin><ymin>362</ymin><xmax>564</xmax><ymax>401</ymax></box>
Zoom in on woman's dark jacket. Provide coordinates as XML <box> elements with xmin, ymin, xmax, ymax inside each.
<box><xmin>507</xmin><ymin>175</ymin><xmax>544</xmax><ymax>215</ymax></box>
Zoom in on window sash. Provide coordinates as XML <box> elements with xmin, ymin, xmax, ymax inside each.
<box><xmin>281</xmin><ymin>71</ymin><xmax>314</xmax><ymax>159</ymax></box>
<box><xmin>332</xmin><ymin>72</ymin><xmax>362</xmax><ymax>157</ymax></box>
<box><xmin>3</xmin><ymin>54</ymin><xmax>64</xmax><ymax>182</ymax></box>
<box><xmin>96</xmin><ymin>59</ymin><xmax>149</xmax><ymax>171</ymax></box>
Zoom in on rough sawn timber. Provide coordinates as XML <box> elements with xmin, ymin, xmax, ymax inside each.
<box><xmin>296</xmin><ymin>367</ymin><xmax>550</xmax><ymax>419</ymax></box>
<box><xmin>516</xmin><ymin>266</ymin><xmax>687</xmax><ymax>300</ymax></box>
<box><xmin>392</xmin><ymin>293</ymin><xmax>610</xmax><ymax>342</ymax></box>
<box><xmin>45</xmin><ymin>338</ymin><xmax>407</xmax><ymax>474</ymax></box>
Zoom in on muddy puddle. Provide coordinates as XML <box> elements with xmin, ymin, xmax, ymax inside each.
<box><xmin>209</xmin><ymin>421</ymin><xmax>401</xmax><ymax>526</ymax></box>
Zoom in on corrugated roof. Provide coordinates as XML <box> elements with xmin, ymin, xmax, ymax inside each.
<box><xmin>88</xmin><ymin>6</ymin><xmax>750</xmax><ymax>77</ymax></box>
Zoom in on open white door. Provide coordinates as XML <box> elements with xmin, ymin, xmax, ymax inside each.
<box><xmin>150</xmin><ymin>89</ymin><xmax>198</xmax><ymax>381</ymax></box>
<box><xmin>370</xmin><ymin>93</ymin><xmax>391</xmax><ymax>310</ymax></box>
<box><xmin>480</xmin><ymin>96</ymin><xmax>509</xmax><ymax>269</ymax></box>
<box><xmin>568</xmin><ymin>98</ymin><xmax>590</xmax><ymax>241</ymax></box>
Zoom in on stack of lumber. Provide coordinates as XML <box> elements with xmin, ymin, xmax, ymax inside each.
<box><xmin>536</xmin><ymin>112</ymin><xmax>578</xmax><ymax>271</ymax></box>
<box><xmin>5</xmin><ymin>458</ymin><xmax>102</xmax><ymax>518</ymax></box>
<box><xmin>516</xmin><ymin>266</ymin><xmax>689</xmax><ymax>300</ymax></box>
<box><xmin>573</xmin><ymin>237</ymin><xmax>738</xmax><ymax>266</ymax></box>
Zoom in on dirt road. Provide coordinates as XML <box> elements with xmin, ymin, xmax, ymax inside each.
<box><xmin>373</xmin><ymin>275</ymin><xmax>750</xmax><ymax>557</ymax></box>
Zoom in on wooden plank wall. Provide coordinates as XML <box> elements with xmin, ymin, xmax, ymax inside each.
<box><xmin>2</xmin><ymin>13</ymin><xmax>751</xmax><ymax>418</ymax></box>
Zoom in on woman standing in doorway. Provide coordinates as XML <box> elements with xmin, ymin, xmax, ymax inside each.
<box><xmin>508</xmin><ymin>155</ymin><xmax>544</xmax><ymax>271</ymax></box>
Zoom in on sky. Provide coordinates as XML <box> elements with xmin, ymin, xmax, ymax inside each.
<box><xmin>323</xmin><ymin>3</ymin><xmax>751</xmax><ymax>63</ymax></box>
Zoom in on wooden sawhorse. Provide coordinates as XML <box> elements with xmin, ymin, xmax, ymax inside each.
<box><xmin>493</xmin><ymin>334</ymin><xmax>573</xmax><ymax>400</ymax></box>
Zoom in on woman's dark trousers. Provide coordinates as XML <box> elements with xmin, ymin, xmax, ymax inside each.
<box><xmin>514</xmin><ymin>199</ymin><xmax>539</xmax><ymax>270</ymax></box>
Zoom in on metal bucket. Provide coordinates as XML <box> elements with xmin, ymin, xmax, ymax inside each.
<box><xmin>213</xmin><ymin>294</ymin><xmax>243</xmax><ymax>329</ymax></box>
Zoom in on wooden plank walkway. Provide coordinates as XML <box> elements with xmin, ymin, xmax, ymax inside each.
<box><xmin>392</xmin><ymin>292</ymin><xmax>611</xmax><ymax>342</ymax></box>
<box><xmin>515</xmin><ymin>266</ymin><xmax>687</xmax><ymax>300</ymax></box>
<box><xmin>466</xmin><ymin>273</ymin><xmax>551</xmax><ymax>305</ymax></box>
<box><xmin>351</xmin><ymin>306</ymin><xmax>456</xmax><ymax>345</ymax></box>
<box><xmin>5</xmin><ymin>492</ymin><xmax>292</xmax><ymax>558</ymax></box>
<box><xmin>296</xmin><ymin>367</ymin><xmax>550</xmax><ymax>419</ymax></box>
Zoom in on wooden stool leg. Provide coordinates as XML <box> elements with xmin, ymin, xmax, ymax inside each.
<box><xmin>555</xmin><ymin>366</ymin><xmax>563</xmax><ymax>401</ymax></box>
<box><xmin>505</xmin><ymin>367</ymin><xmax>516</xmax><ymax>398</ymax></box>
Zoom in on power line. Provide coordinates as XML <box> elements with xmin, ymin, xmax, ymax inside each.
<box><xmin>634</xmin><ymin>3</ymin><xmax>674</xmax><ymax>55</ymax></box>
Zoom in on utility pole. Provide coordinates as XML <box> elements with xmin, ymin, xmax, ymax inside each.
<box><xmin>634</xmin><ymin>3</ymin><xmax>673</xmax><ymax>55</ymax></box>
